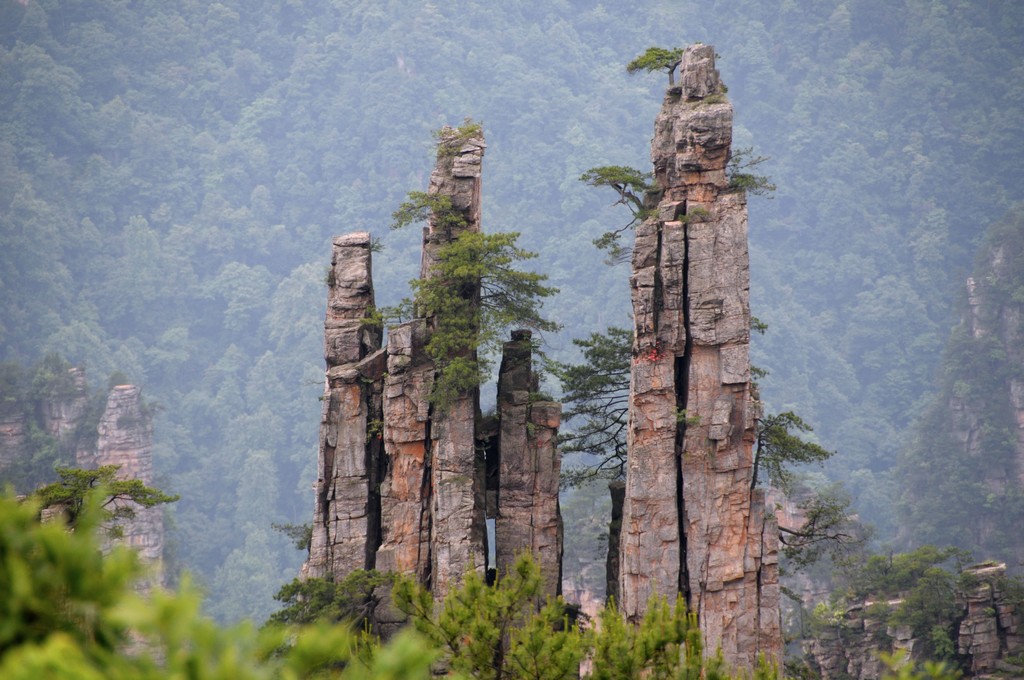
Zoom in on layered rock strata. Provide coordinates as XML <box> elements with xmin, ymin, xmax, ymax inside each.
<box><xmin>0</xmin><ymin>367</ymin><xmax>88</xmax><ymax>481</ymax></box>
<box><xmin>619</xmin><ymin>44</ymin><xmax>781</xmax><ymax>668</ymax></box>
<box><xmin>85</xmin><ymin>385</ymin><xmax>164</xmax><ymax>580</ymax></box>
<box><xmin>804</xmin><ymin>563</ymin><xmax>1023</xmax><ymax>679</ymax></box>
<box><xmin>957</xmin><ymin>563</ymin><xmax>1023</xmax><ymax>678</ymax></box>
<box><xmin>495</xmin><ymin>330</ymin><xmax>562</xmax><ymax>597</ymax></box>
<box><xmin>305</xmin><ymin>232</ymin><xmax>384</xmax><ymax>579</ymax></box>
<box><xmin>306</xmin><ymin>127</ymin><xmax>562</xmax><ymax>600</ymax></box>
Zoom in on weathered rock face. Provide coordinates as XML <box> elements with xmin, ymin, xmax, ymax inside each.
<box><xmin>304</xmin><ymin>232</ymin><xmax>384</xmax><ymax>579</ymax></box>
<box><xmin>0</xmin><ymin>367</ymin><xmax>89</xmax><ymax>482</ymax></box>
<box><xmin>376</xmin><ymin>318</ymin><xmax>433</xmax><ymax>581</ymax></box>
<box><xmin>85</xmin><ymin>384</ymin><xmax>165</xmax><ymax>585</ymax></box>
<box><xmin>419</xmin><ymin>127</ymin><xmax>484</xmax><ymax>280</ymax></box>
<box><xmin>408</xmin><ymin>126</ymin><xmax>487</xmax><ymax>598</ymax></box>
<box><xmin>42</xmin><ymin>368</ymin><xmax>90</xmax><ymax>445</ymax></box>
<box><xmin>619</xmin><ymin>44</ymin><xmax>781</xmax><ymax>668</ymax></box>
<box><xmin>958</xmin><ymin>563</ymin><xmax>1023</xmax><ymax>677</ymax></box>
<box><xmin>308</xmin><ymin>127</ymin><xmax>562</xmax><ymax>602</ymax></box>
<box><xmin>804</xmin><ymin>563</ymin><xmax>1023</xmax><ymax>679</ymax></box>
<box><xmin>495</xmin><ymin>330</ymin><xmax>562</xmax><ymax>597</ymax></box>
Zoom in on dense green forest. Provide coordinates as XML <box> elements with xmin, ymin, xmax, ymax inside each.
<box><xmin>1</xmin><ymin>0</ymin><xmax>1022</xmax><ymax>624</ymax></box>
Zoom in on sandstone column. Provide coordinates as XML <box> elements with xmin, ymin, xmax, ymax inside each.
<box><xmin>619</xmin><ymin>44</ymin><xmax>781</xmax><ymax>668</ymax></box>
<box><xmin>309</xmin><ymin>125</ymin><xmax>563</xmax><ymax>604</ymax></box>
<box><xmin>376</xmin><ymin>319</ymin><xmax>434</xmax><ymax>581</ymax></box>
<box><xmin>304</xmin><ymin>232</ymin><xmax>384</xmax><ymax>579</ymax></box>
<box><xmin>495</xmin><ymin>330</ymin><xmax>563</xmax><ymax>597</ymax></box>
<box><xmin>89</xmin><ymin>384</ymin><xmax>164</xmax><ymax>585</ymax></box>
<box><xmin>422</xmin><ymin>127</ymin><xmax>488</xmax><ymax>598</ymax></box>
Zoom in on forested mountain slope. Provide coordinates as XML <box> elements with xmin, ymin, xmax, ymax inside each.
<box><xmin>1</xmin><ymin>0</ymin><xmax>1021</xmax><ymax>621</ymax></box>
<box><xmin>897</xmin><ymin>208</ymin><xmax>1024</xmax><ymax>567</ymax></box>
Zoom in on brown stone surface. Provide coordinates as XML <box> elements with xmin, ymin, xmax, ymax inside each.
<box><xmin>305</xmin><ymin>232</ymin><xmax>383</xmax><ymax>579</ymax></box>
<box><xmin>419</xmin><ymin>128</ymin><xmax>485</xmax><ymax>281</ymax></box>
<box><xmin>619</xmin><ymin>43</ymin><xmax>781</xmax><ymax>669</ymax></box>
<box><xmin>306</xmin><ymin>126</ymin><xmax>562</xmax><ymax>609</ymax></box>
<box><xmin>495</xmin><ymin>331</ymin><xmax>563</xmax><ymax>597</ymax></box>
<box><xmin>376</xmin><ymin>319</ymin><xmax>434</xmax><ymax>580</ymax></box>
<box><xmin>88</xmin><ymin>385</ymin><xmax>164</xmax><ymax>586</ymax></box>
<box><xmin>805</xmin><ymin>564</ymin><xmax>1023</xmax><ymax>678</ymax></box>
<box><xmin>430</xmin><ymin>390</ymin><xmax>486</xmax><ymax>598</ymax></box>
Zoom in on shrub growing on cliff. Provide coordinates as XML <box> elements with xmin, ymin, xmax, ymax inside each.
<box><xmin>727</xmin><ymin>147</ymin><xmax>776</xmax><ymax>197</ymax></box>
<box><xmin>33</xmin><ymin>464</ymin><xmax>178</xmax><ymax>533</ymax></box>
<box><xmin>626</xmin><ymin>46</ymin><xmax>685</xmax><ymax>85</ymax></box>
<box><xmin>579</xmin><ymin>166</ymin><xmax>657</xmax><ymax>264</ymax></box>
<box><xmin>269</xmin><ymin>569</ymin><xmax>394</xmax><ymax>630</ymax></box>
<box><xmin>0</xmin><ymin>490</ymin><xmax>440</xmax><ymax>679</ymax></box>
<box><xmin>389</xmin><ymin>126</ymin><xmax>559</xmax><ymax>410</ymax></box>
<box><xmin>408</xmin><ymin>231</ymin><xmax>559</xmax><ymax>409</ymax></box>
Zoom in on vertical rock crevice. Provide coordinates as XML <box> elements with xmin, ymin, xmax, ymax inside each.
<box><xmin>85</xmin><ymin>383</ymin><xmax>164</xmax><ymax>589</ymax></box>
<box><xmin>619</xmin><ymin>43</ymin><xmax>781</xmax><ymax>668</ymax></box>
<box><xmin>304</xmin><ymin>232</ymin><xmax>382</xmax><ymax>579</ymax></box>
<box><xmin>308</xmin><ymin>126</ymin><xmax>563</xmax><ymax>604</ymax></box>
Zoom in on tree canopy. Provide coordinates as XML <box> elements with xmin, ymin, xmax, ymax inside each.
<box><xmin>33</xmin><ymin>465</ymin><xmax>178</xmax><ymax>530</ymax></box>
<box><xmin>551</xmin><ymin>327</ymin><xmax>632</xmax><ymax>487</ymax></box>
<box><xmin>626</xmin><ymin>47</ymin><xmax>685</xmax><ymax>85</ymax></box>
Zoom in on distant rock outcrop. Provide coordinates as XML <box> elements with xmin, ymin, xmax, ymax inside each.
<box><xmin>85</xmin><ymin>384</ymin><xmax>164</xmax><ymax>585</ymax></box>
<box><xmin>616</xmin><ymin>44</ymin><xmax>781</xmax><ymax>668</ymax></box>
<box><xmin>304</xmin><ymin>127</ymin><xmax>563</xmax><ymax>600</ymax></box>
<box><xmin>0</xmin><ymin>366</ymin><xmax>89</xmax><ymax>480</ymax></box>
<box><xmin>0</xmin><ymin>366</ymin><xmax>164</xmax><ymax>586</ymax></box>
<box><xmin>804</xmin><ymin>563</ymin><xmax>1023</xmax><ymax>679</ymax></box>
<box><xmin>897</xmin><ymin>210</ymin><xmax>1024</xmax><ymax>568</ymax></box>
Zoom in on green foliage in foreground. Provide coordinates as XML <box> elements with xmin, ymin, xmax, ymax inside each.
<box><xmin>0</xmin><ymin>489</ymin><xmax>436</xmax><ymax>679</ymax></box>
<box><xmin>393</xmin><ymin>553</ymin><xmax>756</xmax><ymax>680</ymax></box>
<box><xmin>270</xmin><ymin>569</ymin><xmax>394</xmax><ymax>630</ymax></box>
<box><xmin>0</xmin><ymin>488</ymin><xmax>963</xmax><ymax>679</ymax></box>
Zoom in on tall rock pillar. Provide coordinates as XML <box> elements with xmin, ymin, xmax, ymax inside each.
<box><xmin>495</xmin><ymin>330</ymin><xmax>563</xmax><ymax>597</ymax></box>
<box><xmin>619</xmin><ymin>44</ymin><xmax>781</xmax><ymax>668</ymax></box>
<box><xmin>425</xmin><ymin>128</ymin><xmax>487</xmax><ymax>598</ymax></box>
<box><xmin>304</xmin><ymin>232</ymin><xmax>384</xmax><ymax>579</ymax></box>
<box><xmin>376</xmin><ymin>127</ymin><xmax>488</xmax><ymax>597</ymax></box>
<box><xmin>86</xmin><ymin>384</ymin><xmax>164</xmax><ymax>585</ymax></box>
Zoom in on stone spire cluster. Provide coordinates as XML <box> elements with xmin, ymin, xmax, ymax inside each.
<box><xmin>304</xmin><ymin>127</ymin><xmax>563</xmax><ymax>599</ymax></box>
<box><xmin>306</xmin><ymin>48</ymin><xmax>780</xmax><ymax>666</ymax></box>
<box><xmin>615</xmin><ymin>44</ymin><xmax>781</xmax><ymax>667</ymax></box>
